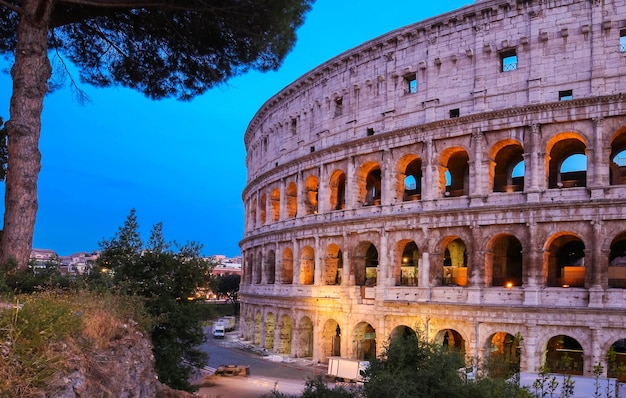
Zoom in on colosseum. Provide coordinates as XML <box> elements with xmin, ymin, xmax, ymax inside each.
<box><xmin>239</xmin><ymin>0</ymin><xmax>626</xmax><ymax>379</ymax></box>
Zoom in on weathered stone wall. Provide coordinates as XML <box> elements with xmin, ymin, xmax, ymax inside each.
<box><xmin>240</xmin><ymin>0</ymin><xmax>626</xmax><ymax>378</ymax></box>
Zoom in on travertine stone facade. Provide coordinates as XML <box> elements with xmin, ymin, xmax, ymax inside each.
<box><xmin>240</xmin><ymin>0</ymin><xmax>626</xmax><ymax>378</ymax></box>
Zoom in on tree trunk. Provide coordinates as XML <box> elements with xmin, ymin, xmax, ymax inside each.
<box><xmin>1</xmin><ymin>0</ymin><xmax>53</xmax><ymax>267</ymax></box>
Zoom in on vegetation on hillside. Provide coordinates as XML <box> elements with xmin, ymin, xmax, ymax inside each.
<box><xmin>0</xmin><ymin>209</ymin><xmax>219</xmax><ymax>394</ymax></box>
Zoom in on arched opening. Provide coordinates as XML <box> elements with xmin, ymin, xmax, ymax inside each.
<box><xmin>486</xmin><ymin>332</ymin><xmax>521</xmax><ymax>378</ymax></box>
<box><xmin>435</xmin><ymin>329</ymin><xmax>466</xmax><ymax>354</ymax></box>
<box><xmin>254</xmin><ymin>252</ymin><xmax>262</xmax><ymax>284</ymax></box>
<box><xmin>329</xmin><ymin>170</ymin><xmax>347</xmax><ymax>211</ymax></box>
<box><xmin>322</xmin><ymin>319</ymin><xmax>342</xmax><ymax>361</ymax></box>
<box><xmin>363</xmin><ymin>165</ymin><xmax>382</xmax><ymax>206</ymax></box>
<box><xmin>399</xmin><ymin>241</ymin><xmax>419</xmax><ymax>286</ymax></box>
<box><xmin>609</xmin><ymin>232</ymin><xmax>626</xmax><ymax>288</ymax></box>
<box><xmin>259</xmin><ymin>193</ymin><xmax>267</xmax><ymax>225</ymax></box>
<box><xmin>353</xmin><ymin>242</ymin><xmax>379</xmax><ymax>286</ymax></box>
<box><xmin>278</xmin><ymin>315</ymin><xmax>292</xmax><ymax>355</ymax></box>
<box><xmin>282</xmin><ymin>248</ymin><xmax>293</xmax><ymax>284</ymax></box>
<box><xmin>271</xmin><ymin>188</ymin><xmax>280</xmax><ymax>222</ymax></box>
<box><xmin>607</xmin><ymin>339</ymin><xmax>626</xmax><ymax>381</ymax></box>
<box><xmin>297</xmin><ymin>316</ymin><xmax>314</xmax><ymax>358</ymax></box>
<box><xmin>443</xmin><ymin>238</ymin><xmax>467</xmax><ymax>286</ymax></box>
<box><xmin>492</xmin><ymin>142</ymin><xmax>525</xmax><ymax>192</ymax></box>
<box><xmin>545</xmin><ymin>335</ymin><xmax>584</xmax><ymax>375</ymax></box>
<box><xmin>245</xmin><ymin>253</ymin><xmax>253</xmax><ymax>285</ymax></box>
<box><xmin>389</xmin><ymin>325</ymin><xmax>417</xmax><ymax>343</ymax></box>
<box><xmin>546</xmin><ymin>234</ymin><xmax>585</xmax><ymax>287</ymax></box>
<box><xmin>489</xmin><ymin>235</ymin><xmax>523</xmax><ymax>287</ymax></box>
<box><xmin>610</xmin><ymin>130</ymin><xmax>626</xmax><ymax>185</ymax></box>
<box><xmin>254</xmin><ymin>311</ymin><xmax>262</xmax><ymax>346</ymax></box>
<box><xmin>440</xmin><ymin>148</ymin><xmax>470</xmax><ymax>197</ymax></box>
<box><xmin>323</xmin><ymin>243</ymin><xmax>343</xmax><ymax>285</ymax></box>
<box><xmin>286</xmin><ymin>182</ymin><xmax>298</xmax><ymax>218</ymax></box>
<box><xmin>266</xmin><ymin>250</ymin><xmax>276</xmax><ymax>284</ymax></box>
<box><xmin>299</xmin><ymin>246</ymin><xmax>315</xmax><ymax>285</ymax></box>
<box><xmin>265</xmin><ymin>312</ymin><xmax>275</xmax><ymax>350</ymax></box>
<box><xmin>398</xmin><ymin>156</ymin><xmax>422</xmax><ymax>201</ymax></box>
<box><xmin>304</xmin><ymin>175</ymin><xmax>319</xmax><ymax>215</ymax></box>
<box><xmin>547</xmin><ymin>135</ymin><xmax>587</xmax><ymax>189</ymax></box>
<box><xmin>353</xmin><ymin>322</ymin><xmax>377</xmax><ymax>361</ymax></box>
<box><xmin>251</xmin><ymin>199</ymin><xmax>257</xmax><ymax>228</ymax></box>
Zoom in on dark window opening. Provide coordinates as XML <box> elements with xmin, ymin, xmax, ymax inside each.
<box><xmin>367</xmin><ymin>127</ymin><xmax>375</xmax><ymax>136</ymax></box>
<box><xmin>449</xmin><ymin>108</ymin><xmax>460</xmax><ymax>118</ymax></box>
<box><xmin>559</xmin><ymin>90</ymin><xmax>573</xmax><ymax>101</ymax></box>
<box><xmin>404</xmin><ymin>74</ymin><xmax>417</xmax><ymax>94</ymax></box>
<box><xmin>500</xmin><ymin>49</ymin><xmax>518</xmax><ymax>72</ymax></box>
<box><xmin>334</xmin><ymin>97</ymin><xmax>343</xmax><ymax>117</ymax></box>
<box><xmin>310</xmin><ymin>146</ymin><xmax>315</xmax><ymax>153</ymax></box>
<box><xmin>291</xmin><ymin>118</ymin><xmax>297</xmax><ymax>135</ymax></box>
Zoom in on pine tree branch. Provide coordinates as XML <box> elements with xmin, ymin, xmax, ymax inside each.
<box><xmin>0</xmin><ymin>0</ymin><xmax>20</xmax><ymax>14</ymax></box>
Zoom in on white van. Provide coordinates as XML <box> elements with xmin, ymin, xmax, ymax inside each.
<box><xmin>212</xmin><ymin>323</ymin><xmax>225</xmax><ymax>339</ymax></box>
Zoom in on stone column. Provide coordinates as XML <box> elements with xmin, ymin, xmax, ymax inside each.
<box><xmin>423</xmin><ymin>139</ymin><xmax>437</xmax><ymax>201</ymax></box>
<box><xmin>314</xmin><ymin>236</ymin><xmax>322</xmax><ymax>285</ymax></box>
<box><xmin>347</xmin><ymin>156</ymin><xmax>357</xmax><ymax>209</ymax></box>
<box><xmin>379</xmin><ymin>229</ymin><xmax>389</xmax><ymax>288</ymax></box>
<box><xmin>525</xmin><ymin>124</ymin><xmax>542</xmax><ymax>202</ymax></box>
<box><xmin>296</xmin><ymin>170</ymin><xmax>305</xmax><ymax>218</ymax></box>
<box><xmin>292</xmin><ymin>239</ymin><xmax>300</xmax><ymax>285</ymax></box>
<box><xmin>318</xmin><ymin>166</ymin><xmax>327</xmax><ymax>214</ymax></box>
<box><xmin>524</xmin><ymin>220</ymin><xmax>542</xmax><ymax>305</ymax></box>
<box><xmin>521</xmin><ymin>325</ymin><xmax>539</xmax><ymax>372</ymax></box>
<box><xmin>279</xmin><ymin>178</ymin><xmax>287</xmax><ymax>221</ymax></box>
<box><xmin>589</xmin><ymin>220</ymin><xmax>606</xmax><ymax>307</ymax></box>
<box><xmin>469</xmin><ymin>130</ymin><xmax>486</xmax><ymax>203</ymax></box>
<box><xmin>590</xmin><ymin>327</ymin><xmax>604</xmax><ymax>376</ymax></box>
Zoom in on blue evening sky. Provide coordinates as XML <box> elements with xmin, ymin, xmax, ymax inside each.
<box><xmin>0</xmin><ymin>1</ymin><xmax>471</xmax><ymax>257</ymax></box>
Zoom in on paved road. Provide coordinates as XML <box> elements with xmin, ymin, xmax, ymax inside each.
<box><xmin>195</xmin><ymin>328</ymin><xmax>329</xmax><ymax>398</ymax></box>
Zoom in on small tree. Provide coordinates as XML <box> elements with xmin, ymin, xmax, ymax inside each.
<box><xmin>216</xmin><ymin>273</ymin><xmax>241</xmax><ymax>311</ymax></box>
<box><xmin>97</xmin><ymin>209</ymin><xmax>214</xmax><ymax>391</ymax></box>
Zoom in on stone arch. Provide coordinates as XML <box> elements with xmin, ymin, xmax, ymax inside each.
<box><xmin>607</xmin><ymin>338</ymin><xmax>626</xmax><ymax>381</ymax></box>
<box><xmin>259</xmin><ymin>193</ymin><xmax>267</xmax><ymax>225</ymax></box>
<box><xmin>357</xmin><ymin>161</ymin><xmax>382</xmax><ymax>206</ymax></box>
<box><xmin>321</xmin><ymin>319</ymin><xmax>342</xmax><ymax>361</ymax></box>
<box><xmin>434</xmin><ymin>329</ymin><xmax>466</xmax><ymax>354</ymax></box>
<box><xmin>299</xmin><ymin>246</ymin><xmax>315</xmax><ymax>285</ymax></box>
<box><xmin>270</xmin><ymin>187</ymin><xmax>280</xmax><ymax>222</ymax></box>
<box><xmin>266</xmin><ymin>250</ymin><xmax>276</xmax><ymax>284</ymax></box>
<box><xmin>610</xmin><ymin>127</ymin><xmax>626</xmax><ymax>185</ymax></box>
<box><xmin>329</xmin><ymin>169</ymin><xmax>346</xmax><ymax>211</ymax></box>
<box><xmin>286</xmin><ymin>182</ymin><xmax>298</xmax><ymax>218</ymax></box>
<box><xmin>544</xmin><ymin>232</ymin><xmax>585</xmax><ymax>287</ymax></box>
<box><xmin>545</xmin><ymin>132</ymin><xmax>587</xmax><ymax>189</ymax></box>
<box><xmin>265</xmin><ymin>312</ymin><xmax>275</xmax><ymax>350</ymax></box>
<box><xmin>484</xmin><ymin>332</ymin><xmax>521</xmax><ymax>378</ymax></box>
<box><xmin>544</xmin><ymin>335</ymin><xmax>584</xmax><ymax>375</ymax></box>
<box><xmin>323</xmin><ymin>243</ymin><xmax>343</xmax><ymax>285</ymax></box>
<box><xmin>485</xmin><ymin>233</ymin><xmax>523</xmax><ymax>287</ymax></box>
<box><xmin>296</xmin><ymin>316</ymin><xmax>314</xmax><ymax>358</ymax></box>
<box><xmin>396</xmin><ymin>239</ymin><xmax>419</xmax><ymax>286</ymax></box>
<box><xmin>609</xmin><ymin>231</ymin><xmax>626</xmax><ymax>288</ymax></box>
<box><xmin>389</xmin><ymin>325</ymin><xmax>417</xmax><ymax>342</ymax></box>
<box><xmin>254</xmin><ymin>250</ymin><xmax>262</xmax><ymax>284</ymax></box>
<box><xmin>245</xmin><ymin>252</ymin><xmax>253</xmax><ymax>285</ymax></box>
<box><xmin>397</xmin><ymin>154</ymin><xmax>422</xmax><ymax>202</ymax></box>
<box><xmin>353</xmin><ymin>321</ymin><xmax>377</xmax><ymax>360</ymax></box>
<box><xmin>304</xmin><ymin>175</ymin><xmax>319</xmax><ymax>215</ymax></box>
<box><xmin>282</xmin><ymin>247</ymin><xmax>293</xmax><ymax>284</ymax></box>
<box><xmin>441</xmin><ymin>237</ymin><xmax>467</xmax><ymax>287</ymax></box>
<box><xmin>439</xmin><ymin>146</ymin><xmax>470</xmax><ymax>197</ymax></box>
<box><xmin>490</xmin><ymin>139</ymin><xmax>524</xmax><ymax>193</ymax></box>
<box><xmin>278</xmin><ymin>314</ymin><xmax>292</xmax><ymax>355</ymax></box>
<box><xmin>353</xmin><ymin>241</ymin><xmax>378</xmax><ymax>286</ymax></box>
<box><xmin>251</xmin><ymin>198</ymin><xmax>257</xmax><ymax>228</ymax></box>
